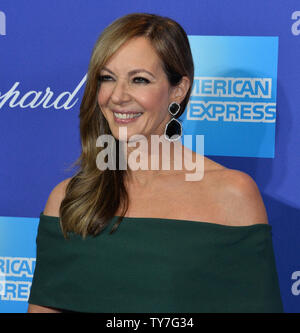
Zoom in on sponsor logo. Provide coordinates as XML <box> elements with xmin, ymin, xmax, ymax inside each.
<box><xmin>0</xmin><ymin>74</ymin><xmax>87</xmax><ymax>110</ymax></box>
<box><xmin>185</xmin><ymin>36</ymin><xmax>278</xmax><ymax>158</ymax></box>
<box><xmin>0</xmin><ymin>257</ymin><xmax>36</xmax><ymax>302</ymax></box>
<box><xmin>291</xmin><ymin>11</ymin><xmax>300</xmax><ymax>36</ymax></box>
<box><xmin>0</xmin><ymin>10</ymin><xmax>5</xmax><ymax>36</ymax></box>
<box><xmin>188</xmin><ymin>77</ymin><xmax>275</xmax><ymax>123</ymax></box>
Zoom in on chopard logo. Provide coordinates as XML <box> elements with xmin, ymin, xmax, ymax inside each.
<box><xmin>0</xmin><ymin>74</ymin><xmax>87</xmax><ymax>110</ymax></box>
<box><xmin>0</xmin><ymin>10</ymin><xmax>6</xmax><ymax>36</ymax></box>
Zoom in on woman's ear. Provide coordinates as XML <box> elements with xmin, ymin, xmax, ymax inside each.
<box><xmin>170</xmin><ymin>76</ymin><xmax>191</xmax><ymax>104</ymax></box>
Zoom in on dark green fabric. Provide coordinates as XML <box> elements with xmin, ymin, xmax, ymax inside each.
<box><xmin>28</xmin><ymin>212</ymin><xmax>283</xmax><ymax>313</ymax></box>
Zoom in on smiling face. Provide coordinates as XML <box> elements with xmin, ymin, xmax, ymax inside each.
<box><xmin>97</xmin><ymin>37</ymin><xmax>189</xmax><ymax>141</ymax></box>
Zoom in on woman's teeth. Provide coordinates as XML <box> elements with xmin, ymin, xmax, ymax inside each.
<box><xmin>114</xmin><ymin>112</ymin><xmax>142</xmax><ymax>119</ymax></box>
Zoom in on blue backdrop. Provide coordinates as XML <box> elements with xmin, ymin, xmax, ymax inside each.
<box><xmin>0</xmin><ymin>0</ymin><xmax>299</xmax><ymax>313</ymax></box>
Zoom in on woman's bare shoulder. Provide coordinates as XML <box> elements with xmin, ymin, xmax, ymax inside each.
<box><xmin>43</xmin><ymin>178</ymin><xmax>72</xmax><ymax>218</ymax></box>
<box><xmin>203</xmin><ymin>157</ymin><xmax>260</xmax><ymax>187</ymax></box>
<box><xmin>209</xmin><ymin>166</ymin><xmax>269</xmax><ymax>226</ymax></box>
<box><xmin>199</xmin><ymin>158</ymin><xmax>269</xmax><ymax>226</ymax></box>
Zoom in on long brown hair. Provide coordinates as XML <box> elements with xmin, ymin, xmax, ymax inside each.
<box><xmin>59</xmin><ymin>13</ymin><xmax>194</xmax><ymax>238</ymax></box>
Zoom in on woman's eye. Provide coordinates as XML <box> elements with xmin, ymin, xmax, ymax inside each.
<box><xmin>133</xmin><ymin>77</ymin><xmax>150</xmax><ymax>84</ymax></box>
<box><xmin>99</xmin><ymin>75</ymin><xmax>113</xmax><ymax>82</ymax></box>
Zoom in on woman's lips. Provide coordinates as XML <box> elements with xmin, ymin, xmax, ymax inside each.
<box><xmin>112</xmin><ymin>111</ymin><xmax>143</xmax><ymax>123</ymax></box>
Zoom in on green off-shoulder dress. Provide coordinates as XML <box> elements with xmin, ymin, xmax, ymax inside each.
<box><xmin>28</xmin><ymin>212</ymin><xmax>283</xmax><ymax>313</ymax></box>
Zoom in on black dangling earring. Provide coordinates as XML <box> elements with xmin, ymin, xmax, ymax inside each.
<box><xmin>164</xmin><ymin>102</ymin><xmax>182</xmax><ymax>141</ymax></box>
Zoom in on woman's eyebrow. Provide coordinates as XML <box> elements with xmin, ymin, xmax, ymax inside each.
<box><xmin>129</xmin><ymin>69</ymin><xmax>156</xmax><ymax>79</ymax></box>
<box><xmin>101</xmin><ymin>67</ymin><xmax>156</xmax><ymax>79</ymax></box>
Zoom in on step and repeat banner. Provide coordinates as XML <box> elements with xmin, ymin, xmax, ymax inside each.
<box><xmin>0</xmin><ymin>0</ymin><xmax>299</xmax><ymax>313</ymax></box>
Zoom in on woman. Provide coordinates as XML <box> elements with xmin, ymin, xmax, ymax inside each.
<box><xmin>28</xmin><ymin>13</ymin><xmax>283</xmax><ymax>313</ymax></box>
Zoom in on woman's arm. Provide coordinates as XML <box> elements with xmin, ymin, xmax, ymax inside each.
<box><xmin>42</xmin><ymin>177</ymin><xmax>72</xmax><ymax>217</ymax></box>
<box><xmin>28</xmin><ymin>178</ymin><xmax>72</xmax><ymax>313</ymax></box>
<box><xmin>27</xmin><ymin>304</ymin><xmax>61</xmax><ymax>313</ymax></box>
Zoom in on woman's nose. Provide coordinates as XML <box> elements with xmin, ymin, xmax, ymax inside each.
<box><xmin>111</xmin><ymin>80</ymin><xmax>131</xmax><ymax>104</ymax></box>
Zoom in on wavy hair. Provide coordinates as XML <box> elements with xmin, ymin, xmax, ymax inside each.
<box><xmin>59</xmin><ymin>13</ymin><xmax>194</xmax><ymax>238</ymax></box>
